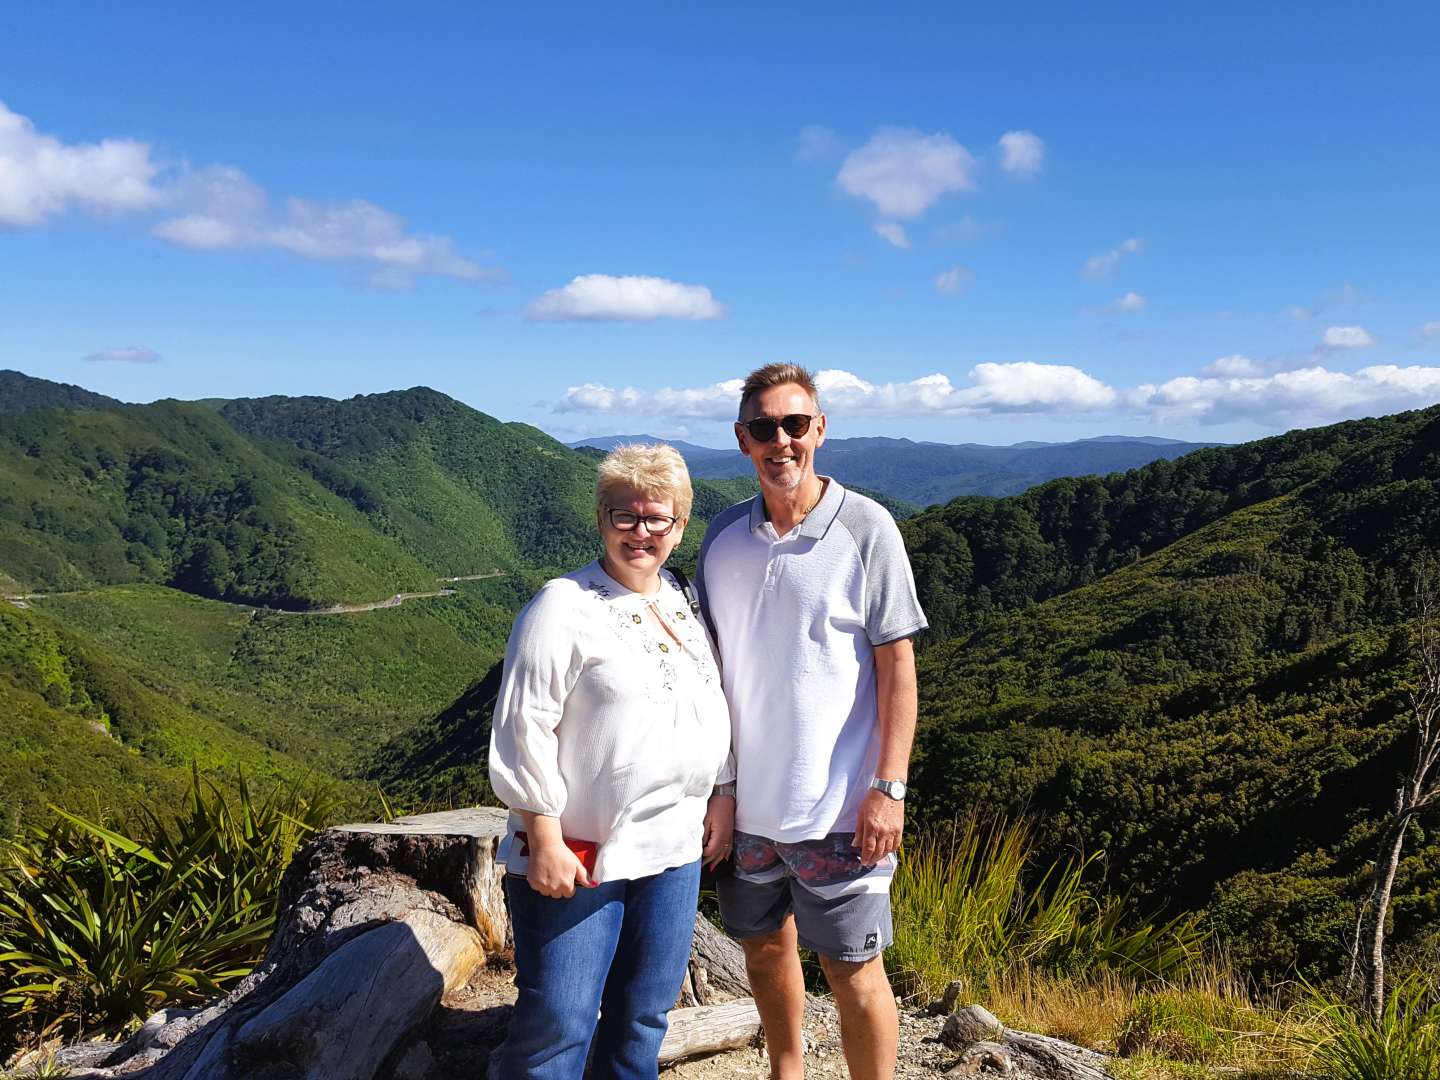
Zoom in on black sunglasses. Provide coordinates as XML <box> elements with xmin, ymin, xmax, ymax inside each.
<box><xmin>738</xmin><ymin>413</ymin><xmax>818</xmax><ymax>442</ymax></box>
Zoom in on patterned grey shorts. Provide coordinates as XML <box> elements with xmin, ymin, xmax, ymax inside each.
<box><xmin>716</xmin><ymin>831</ymin><xmax>895</xmax><ymax>962</ymax></box>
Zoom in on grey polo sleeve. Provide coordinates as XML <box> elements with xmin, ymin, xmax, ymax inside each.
<box><xmin>836</xmin><ymin>495</ymin><xmax>929</xmax><ymax>646</ymax></box>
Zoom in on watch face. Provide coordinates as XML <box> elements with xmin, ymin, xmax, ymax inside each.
<box><xmin>889</xmin><ymin>780</ymin><xmax>907</xmax><ymax>799</ymax></box>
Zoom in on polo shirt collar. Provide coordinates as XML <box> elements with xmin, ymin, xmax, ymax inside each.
<box><xmin>748</xmin><ymin>476</ymin><xmax>845</xmax><ymax>539</ymax></box>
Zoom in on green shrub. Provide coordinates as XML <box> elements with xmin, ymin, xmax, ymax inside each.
<box><xmin>0</xmin><ymin>768</ymin><xmax>337</xmax><ymax>1049</ymax></box>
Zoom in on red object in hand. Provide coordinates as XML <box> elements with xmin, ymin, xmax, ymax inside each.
<box><xmin>515</xmin><ymin>831</ymin><xmax>600</xmax><ymax>880</ymax></box>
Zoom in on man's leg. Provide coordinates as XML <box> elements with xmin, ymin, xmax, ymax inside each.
<box><xmin>817</xmin><ymin>953</ymin><xmax>898</xmax><ymax>1080</ymax></box>
<box><xmin>738</xmin><ymin>915</ymin><xmax>807</xmax><ymax>1080</ymax></box>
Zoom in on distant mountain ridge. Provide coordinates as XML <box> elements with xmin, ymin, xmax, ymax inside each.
<box><xmin>568</xmin><ymin>432</ymin><xmax>1222</xmax><ymax>504</ymax></box>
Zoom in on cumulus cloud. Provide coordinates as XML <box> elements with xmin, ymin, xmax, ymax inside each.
<box><xmin>997</xmin><ymin>130</ymin><xmax>1044</xmax><ymax>177</ymax></box>
<box><xmin>795</xmin><ymin>125</ymin><xmax>843</xmax><ymax>163</ymax></box>
<box><xmin>1082</xmin><ymin>237</ymin><xmax>1144</xmax><ymax>279</ymax></box>
<box><xmin>874</xmin><ymin>222</ymin><xmax>910</xmax><ymax>249</ymax></box>
<box><xmin>935</xmin><ymin>266</ymin><xmax>975</xmax><ymax>294</ymax></box>
<box><xmin>1201</xmin><ymin>354</ymin><xmax>1263</xmax><ymax>377</ymax></box>
<box><xmin>153</xmin><ymin>165</ymin><xmax>493</xmax><ymax>286</ymax></box>
<box><xmin>556</xmin><ymin>378</ymin><xmax>744</xmax><ymax>417</ymax></box>
<box><xmin>556</xmin><ymin>363</ymin><xmax>1118</xmax><ymax>419</ymax></box>
<box><xmin>0</xmin><ymin>102</ymin><xmax>491</xmax><ymax>286</ymax></box>
<box><xmin>837</xmin><ymin>127</ymin><xmax>976</xmax><ymax>220</ymax></box>
<box><xmin>1131</xmin><ymin>365</ymin><xmax>1440</xmax><ymax>425</ymax></box>
<box><xmin>0</xmin><ymin>100</ymin><xmax>161</xmax><ymax>226</ymax></box>
<box><xmin>1321</xmin><ymin>325</ymin><xmax>1376</xmax><ymax>349</ymax></box>
<box><xmin>526</xmin><ymin>274</ymin><xmax>727</xmax><ymax>322</ymax></box>
<box><xmin>552</xmin><ymin>356</ymin><xmax>1440</xmax><ymax>429</ymax></box>
<box><xmin>1112</xmin><ymin>291</ymin><xmax>1147</xmax><ymax>312</ymax></box>
<box><xmin>85</xmin><ymin>345</ymin><xmax>160</xmax><ymax>364</ymax></box>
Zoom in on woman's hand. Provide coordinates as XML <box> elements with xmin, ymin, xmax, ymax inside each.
<box><xmin>523</xmin><ymin>814</ymin><xmax>592</xmax><ymax>898</ymax></box>
<box><xmin>702</xmin><ymin>794</ymin><xmax>735</xmax><ymax>871</ymax></box>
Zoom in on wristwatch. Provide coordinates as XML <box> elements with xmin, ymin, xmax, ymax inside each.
<box><xmin>712</xmin><ymin>782</ymin><xmax>737</xmax><ymax>797</ymax></box>
<box><xmin>870</xmin><ymin>777</ymin><xmax>907</xmax><ymax>801</ymax></box>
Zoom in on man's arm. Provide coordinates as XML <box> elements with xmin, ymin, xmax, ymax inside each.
<box><xmin>853</xmin><ymin>635</ymin><xmax>918</xmax><ymax>865</ymax></box>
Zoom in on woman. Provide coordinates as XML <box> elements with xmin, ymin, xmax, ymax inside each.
<box><xmin>488</xmin><ymin>443</ymin><xmax>735</xmax><ymax>1080</ymax></box>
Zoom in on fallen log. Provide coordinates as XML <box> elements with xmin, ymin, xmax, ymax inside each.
<box><xmin>942</xmin><ymin>1005</ymin><xmax>1114</xmax><ymax>1080</ymax></box>
<box><xmin>658</xmin><ymin>999</ymin><xmax>763</xmax><ymax>1064</ymax></box>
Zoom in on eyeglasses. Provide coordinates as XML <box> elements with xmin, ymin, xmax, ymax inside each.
<box><xmin>605</xmin><ymin>508</ymin><xmax>681</xmax><ymax>535</ymax></box>
<box><xmin>737</xmin><ymin>413</ymin><xmax>818</xmax><ymax>442</ymax></box>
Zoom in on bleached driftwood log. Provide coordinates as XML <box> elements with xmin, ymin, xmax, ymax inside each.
<box><xmin>941</xmin><ymin>1005</ymin><xmax>1114</xmax><ymax>1080</ymax></box>
<box><xmin>90</xmin><ymin>808</ymin><xmax>758</xmax><ymax>1079</ymax></box>
<box><xmin>658</xmin><ymin>999</ymin><xmax>763</xmax><ymax>1064</ymax></box>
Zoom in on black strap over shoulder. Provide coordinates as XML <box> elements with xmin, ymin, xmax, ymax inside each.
<box><xmin>668</xmin><ymin>566</ymin><xmax>702</xmax><ymax>618</ymax></box>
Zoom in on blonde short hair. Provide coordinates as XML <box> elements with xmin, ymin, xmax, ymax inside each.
<box><xmin>596</xmin><ymin>443</ymin><xmax>693</xmax><ymax>521</ymax></box>
<box><xmin>738</xmin><ymin>362</ymin><xmax>821</xmax><ymax>419</ymax></box>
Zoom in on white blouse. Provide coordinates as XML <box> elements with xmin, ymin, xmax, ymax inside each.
<box><xmin>488</xmin><ymin>561</ymin><xmax>734</xmax><ymax>882</ymax></box>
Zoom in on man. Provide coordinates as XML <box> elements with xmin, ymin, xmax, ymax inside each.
<box><xmin>697</xmin><ymin>363</ymin><xmax>926</xmax><ymax>1080</ymax></box>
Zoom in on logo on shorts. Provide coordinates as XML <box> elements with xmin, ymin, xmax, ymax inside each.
<box><xmin>864</xmin><ymin>932</ymin><xmax>879</xmax><ymax>949</ymax></box>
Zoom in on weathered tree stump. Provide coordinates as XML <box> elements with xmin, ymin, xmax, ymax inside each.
<box><xmin>91</xmin><ymin>808</ymin><xmax>759</xmax><ymax>1079</ymax></box>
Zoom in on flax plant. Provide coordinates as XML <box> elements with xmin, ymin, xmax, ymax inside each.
<box><xmin>1298</xmin><ymin>974</ymin><xmax>1440</xmax><ymax>1080</ymax></box>
<box><xmin>0</xmin><ymin>768</ymin><xmax>336</xmax><ymax>1049</ymax></box>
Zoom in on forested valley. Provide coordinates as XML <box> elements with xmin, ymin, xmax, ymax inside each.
<box><xmin>2</xmin><ymin>368</ymin><xmax>1437</xmax><ymax>993</ymax></box>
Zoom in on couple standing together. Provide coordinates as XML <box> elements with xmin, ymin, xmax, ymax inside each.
<box><xmin>489</xmin><ymin>363</ymin><xmax>928</xmax><ymax>1080</ymax></box>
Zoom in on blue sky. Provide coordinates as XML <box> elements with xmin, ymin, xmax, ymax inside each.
<box><xmin>3</xmin><ymin>2</ymin><xmax>1439</xmax><ymax>447</ymax></box>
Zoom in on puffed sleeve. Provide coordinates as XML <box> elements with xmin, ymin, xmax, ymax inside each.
<box><xmin>487</xmin><ymin>584</ymin><xmax>578</xmax><ymax>817</ymax></box>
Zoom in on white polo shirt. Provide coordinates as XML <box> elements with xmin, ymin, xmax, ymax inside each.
<box><xmin>697</xmin><ymin>478</ymin><xmax>927</xmax><ymax>842</ymax></box>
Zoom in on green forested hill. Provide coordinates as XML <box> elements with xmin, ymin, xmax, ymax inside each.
<box><xmin>903</xmin><ymin>406</ymin><xmax>1440</xmax><ymax>639</ymax></box>
<box><xmin>906</xmin><ymin>408</ymin><xmax>1440</xmax><ymax>980</ymax></box>
<box><xmin>0</xmin><ymin>374</ymin><xmax>789</xmax><ymax>827</ymax></box>
<box><xmin>0</xmin><ymin>369</ymin><xmax>121</xmax><ymax>413</ymax></box>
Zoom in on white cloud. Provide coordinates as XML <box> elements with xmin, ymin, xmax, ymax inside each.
<box><xmin>1417</xmin><ymin>320</ymin><xmax>1440</xmax><ymax>340</ymax></box>
<box><xmin>1131</xmin><ymin>364</ymin><xmax>1440</xmax><ymax>425</ymax></box>
<box><xmin>552</xmin><ymin>354</ymin><xmax>1440</xmax><ymax>429</ymax></box>
<box><xmin>1112</xmin><ymin>291</ymin><xmax>1147</xmax><ymax>312</ymax></box>
<box><xmin>0</xmin><ymin>103</ymin><xmax>491</xmax><ymax>285</ymax></box>
<box><xmin>526</xmin><ymin>274</ymin><xmax>727</xmax><ymax>322</ymax></box>
<box><xmin>0</xmin><ymin>100</ymin><xmax>161</xmax><ymax>226</ymax></box>
<box><xmin>837</xmin><ymin>127</ymin><xmax>976</xmax><ymax>220</ymax></box>
<box><xmin>85</xmin><ymin>345</ymin><xmax>160</xmax><ymax>364</ymax></box>
<box><xmin>556</xmin><ymin>378</ymin><xmax>744</xmax><ymax>417</ymax></box>
<box><xmin>1201</xmin><ymin>354</ymin><xmax>1263</xmax><ymax>377</ymax></box>
<box><xmin>874</xmin><ymin>222</ymin><xmax>910</xmax><ymax>249</ymax></box>
<box><xmin>1082</xmin><ymin>237</ymin><xmax>1144</xmax><ymax>279</ymax></box>
<box><xmin>997</xmin><ymin>130</ymin><xmax>1044</xmax><ymax>177</ymax></box>
<box><xmin>152</xmin><ymin>165</ymin><xmax>492</xmax><ymax>285</ymax></box>
<box><xmin>795</xmin><ymin>125</ymin><xmax>843</xmax><ymax>163</ymax></box>
<box><xmin>1322</xmin><ymin>325</ymin><xmax>1376</xmax><ymax>349</ymax></box>
<box><xmin>935</xmin><ymin>266</ymin><xmax>975</xmax><ymax>294</ymax></box>
<box><xmin>556</xmin><ymin>364</ymin><xmax>1118</xmax><ymax>419</ymax></box>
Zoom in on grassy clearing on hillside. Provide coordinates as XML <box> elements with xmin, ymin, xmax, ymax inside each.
<box><xmin>33</xmin><ymin>581</ymin><xmax>513</xmax><ymax>774</ymax></box>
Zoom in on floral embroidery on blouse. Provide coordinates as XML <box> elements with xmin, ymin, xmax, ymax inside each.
<box><xmin>579</xmin><ymin>568</ymin><xmax>718</xmax><ymax>695</ymax></box>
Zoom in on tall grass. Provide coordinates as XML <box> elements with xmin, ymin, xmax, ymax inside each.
<box><xmin>0</xmin><ymin>768</ymin><xmax>337</xmax><ymax>1049</ymax></box>
<box><xmin>1297</xmin><ymin>975</ymin><xmax>1440</xmax><ymax>1080</ymax></box>
<box><xmin>887</xmin><ymin>816</ymin><xmax>1205</xmax><ymax>1002</ymax></box>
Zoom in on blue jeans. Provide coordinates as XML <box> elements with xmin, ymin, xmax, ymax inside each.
<box><xmin>499</xmin><ymin>859</ymin><xmax>700</xmax><ymax>1080</ymax></box>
